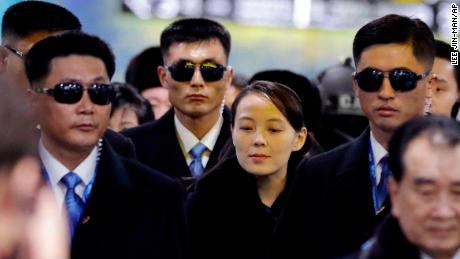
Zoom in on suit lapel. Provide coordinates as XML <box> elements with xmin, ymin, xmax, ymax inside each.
<box><xmin>334</xmin><ymin>129</ymin><xmax>376</xmax><ymax>222</ymax></box>
<box><xmin>74</xmin><ymin>140</ymin><xmax>132</xmax><ymax>236</ymax></box>
<box><xmin>154</xmin><ymin>110</ymin><xmax>191</xmax><ymax>177</ymax></box>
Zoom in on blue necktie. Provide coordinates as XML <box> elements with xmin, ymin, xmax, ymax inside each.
<box><xmin>189</xmin><ymin>143</ymin><xmax>207</xmax><ymax>178</ymax></box>
<box><xmin>376</xmin><ymin>156</ymin><xmax>391</xmax><ymax>212</ymax></box>
<box><xmin>61</xmin><ymin>172</ymin><xmax>84</xmax><ymax>237</ymax></box>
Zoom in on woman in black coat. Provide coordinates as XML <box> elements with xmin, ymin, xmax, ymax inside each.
<box><xmin>187</xmin><ymin>80</ymin><xmax>308</xmax><ymax>259</ymax></box>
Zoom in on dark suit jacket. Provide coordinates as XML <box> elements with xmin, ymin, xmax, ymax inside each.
<box><xmin>358</xmin><ymin>215</ymin><xmax>420</xmax><ymax>259</ymax></box>
<box><xmin>122</xmin><ymin>108</ymin><xmax>231</xmax><ymax>185</ymax></box>
<box><xmin>70</xmin><ymin>138</ymin><xmax>187</xmax><ymax>259</ymax></box>
<box><xmin>187</xmin><ymin>156</ymin><xmax>293</xmax><ymax>259</ymax></box>
<box><xmin>273</xmin><ymin>129</ymin><xmax>390</xmax><ymax>259</ymax></box>
<box><xmin>104</xmin><ymin>128</ymin><xmax>136</xmax><ymax>159</ymax></box>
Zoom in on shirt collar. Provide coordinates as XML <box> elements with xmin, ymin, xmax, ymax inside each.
<box><xmin>420</xmin><ymin>248</ymin><xmax>460</xmax><ymax>259</ymax></box>
<box><xmin>38</xmin><ymin>139</ymin><xmax>98</xmax><ymax>187</ymax></box>
<box><xmin>370</xmin><ymin>131</ymin><xmax>388</xmax><ymax>165</ymax></box>
<box><xmin>174</xmin><ymin>113</ymin><xmax>224</xmax><ymax>153</ymax></box>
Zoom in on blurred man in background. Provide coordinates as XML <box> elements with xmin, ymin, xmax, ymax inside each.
<box><xmin>125</xmin><ymin>46</ymin><xmax>171</xmax><ymax>120</ymax></box>
<box><xmin>430</xmin><ymin>40</ymin><xmax>460</xmax><ymax>117</ymax></box>
<box><xmin>0</xmin><ymin>0</ymin><xmax>81</xmax><ymax>92</ymax></box>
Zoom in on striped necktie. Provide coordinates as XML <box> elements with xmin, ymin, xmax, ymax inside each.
<box><xmin>61</xmin><ymin>172</ymin><xmax>85</xmax><ymax>237</ymax></box>
<box><xmin>189</xmin><ymin>143</ymin><xmax>207</xmax><ymax>177</ymax></box>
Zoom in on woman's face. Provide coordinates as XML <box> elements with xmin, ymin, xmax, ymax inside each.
<box><xmin>232</xmin><ymin>93</ymin><xmax>306</xmax><ymax>178</ymax></box>
<box><xmin>109</xmin><ymin>106</ymin><xmax>139</xmax><ymax>132</ymax></box>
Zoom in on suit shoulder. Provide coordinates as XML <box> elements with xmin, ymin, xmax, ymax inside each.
<box><xmin>122</xmin><ymin>120</ymin><xmax>158</xmax><ymax>139</ymax></box>
<box><xmin>122</xmin><ymin>157</ymin><xmax>183</xmax><ymax>192</ymax></box>
<box><xmin>300</xmin><ymin>140</ymin><xmax>354</xmax><ymax>169</ymax></box>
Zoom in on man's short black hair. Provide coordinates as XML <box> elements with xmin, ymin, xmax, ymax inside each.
<box><xmin>110</xmin><ymin>82</ymin><xmax>155</xmax><ymax>123</ymax></box>
<box><xmin>389</xmin><ymin>116</ymin><xmax>460</xmax><ymax>182</ymax></box>
<box><xmin>160</xmin><ymin>18</ymin><xmax>231</xmax><ymax>60</ymax></box>
<box><xmin>125</xmin><ymin>46</ymin><xmax>163</xmax><ymax>93</ymax></box>
<box><xmin>353</xmin><ymin>14</ymin><xmax>435</xmax><ymax>70</ymax></box>
<box><xmin>2</xmin><ymin>0</ymin><xmax>81</xmax><ymax>42</ymax></box>
<box><xmin>435</xmin><ymin>39</ymin><xmax>460</xmax><ymax>91</ymax></box>
<box><xmin>25</xmin><ymin>31</ymin><xmax>116</xmax><ymax>85</ymax></box>
<box><xmin>249</xmin><ymin>70</ymin><xmax>321</xmax><ymax>134</ymax></box>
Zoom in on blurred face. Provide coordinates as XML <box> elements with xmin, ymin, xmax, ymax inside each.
<box><xmin>1</xmin><ymin>31</ymin><xmax>55</xmax><ymax>92</ymax></box>
<box><xmin>31</xmin><ymin>55</ymin><xmax>111</xmax><ymax>154</ymax></box>
<box><xmin>352</xmin><ymin>43</ymin><xmax>431</xmax><ymax>135</ymax></box>
<box><xmin>109</xmin><ymin>106</ymin><xmax>139</xmax><ymax>132</ymax></box>
<box><xmin>158</xmin><ymin>39</ymin><xmax>233</xmax><ymax>120</ymax></box>
<box><xmin>390</xmin><ymin>136</ymin><xmax>460</xmax><ymax>258</ymax></box>
<box><xmin>232</xmin><ymin>93</ymin><xmax>306</xmax><ymax>178</ymax></box>
<box><xmin>141</xmin><ymin>86</ymin><xmax>171</xmax><ymax>119</ymax></box>
<box><xmin>430</xmin><ymin>57</ymin><xmax>459</xmax><ymax>116</ymax></box>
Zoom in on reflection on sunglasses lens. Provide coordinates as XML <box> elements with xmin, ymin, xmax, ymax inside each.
<box><xmin>169</xmin><ymin>62</ymin><xmax>225</xmax><ymax>82</ymax></box>
<box><xmin>53</xmin><ymin>83</ymin><xmax>113</xmax><ymax>105</ymax></box>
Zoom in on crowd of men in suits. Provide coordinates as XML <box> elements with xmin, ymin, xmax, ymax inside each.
<box><xmin>1</xmin><ymin>1</ymin><xmax>460</xmax><ymax>259</ymax></box>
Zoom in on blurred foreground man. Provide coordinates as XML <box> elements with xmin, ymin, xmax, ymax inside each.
<box><xmin>361</xmin><ymin>116</ymin><xmax>460</xmax><ymax>259</ymax></box>
<box><xmin>0</xmin><ymin>84</ymin><xmax>69</xmax><ymax>259</ymax></box>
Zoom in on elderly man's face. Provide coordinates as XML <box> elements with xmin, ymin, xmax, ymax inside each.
<box><xmin>390</xmin><ymin>136</ymin><xmax>460</xmax><ymax>258</ymax></box>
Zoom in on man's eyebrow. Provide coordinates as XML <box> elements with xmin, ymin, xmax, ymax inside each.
<box><xmin>412</xmin><ymin>176</ymin><xmax>435</xmax><ymax>185</ymax></box>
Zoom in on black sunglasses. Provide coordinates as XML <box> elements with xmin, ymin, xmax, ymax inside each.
<box><xmin>35</xmin><ymin>82</ymin><xmax>115</xmax><ymax>105</ymax></box>
<box><xmin>355</xmin><ymin>68</ymin><xmax>430</xmax><ymax>92</ymax></box>
<box><xmin>166</xmin><ymin>61</ymin><xmax>227</xmax><ymax>82</ymax></box>
<box><xmin>3</xmin><ymin>45</ymin><xmax>25</xmax><ymax>59</ymax></box>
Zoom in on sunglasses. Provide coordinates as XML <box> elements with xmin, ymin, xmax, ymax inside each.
<box><xmin>3</xmin><ymin>45</ymin><xmax>25</xmax><ymax>59</ymax></box>
<box><xmin>355</xmin><ymin>68</ymin><xmax>430</xmax><ymax>92</ymax></box>
<box><xmin>35</xmin><ymin>82</ymin><xmax>115</xmax><ymax>105</ymax></box>
<box><xmin>166</xmin><ymin>61</ymin><xmax>227</xmax><ymax>82</ymax></box>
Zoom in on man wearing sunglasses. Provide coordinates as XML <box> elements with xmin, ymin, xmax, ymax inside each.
<box><xmin>0</xmin><ymin>1</ymin><xmax>81</xmax><ymax>92</ymax></box>
<box><xmin>1</xmin><ymin>1</ymin><xmax>136</xmax><ymax>160</ymax></box>
<box><xmin>25</xmin><ymin>31</ymin><xmax>187</xmax><ymax>259</ymax></box>
<box><xmin>274</xmin><ymin>14</ymin><xmax>435</xmax><ymax>258</ymax></box>
<box><xmin>123</xmin><ymin>18</ymin><xmax>233</xmax><ymax>189</ymax></box>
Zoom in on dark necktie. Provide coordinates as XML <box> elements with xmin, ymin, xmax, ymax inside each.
<box><xmin>61</xmin><ymin>172</ymin><xmax>85</xmax><ymax>237</ymax></box>
<box><xmin>376</xmin><ymin>156</ymin><xmax>391</xmax><ymax>212</ymax></box>
<box><xmin>189</xmin><ymin>143</ymin><xmax>207</xmax><ymax>178</ymax></box>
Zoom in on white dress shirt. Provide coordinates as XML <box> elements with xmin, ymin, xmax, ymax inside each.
<box><xmin>38</xmin><ymin>139</ymin><xmax>98</xmax><ymax>211</ymax></box>
<box><xmin>421</xmin><ymin>249</ymin><xmax>460</xmax><ymax>259</ymax></box>
<box><xmin>370</xmin><ymin>131</ymin><xmax>388</xmax><ymax>184</ymax></box>
<box><xmin>174</xmin><ymin>114</ymin><xmax>224</xmax><ymax>168</ymax></box>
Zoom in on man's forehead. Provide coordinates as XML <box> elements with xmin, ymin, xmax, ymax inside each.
<box><xmin>357</xmin><ymin>43</ymin><xmax>426</xmax><ymax>71</ymax></box>
<box><xmin>404</xmin><ymin>137</ymin><xmax>460</xmax><ymax>180</ymax></box>
<box><xmin>164</xmin><ymin>39</ymin><xmax>227</xmax><ymax>62</ymax></box>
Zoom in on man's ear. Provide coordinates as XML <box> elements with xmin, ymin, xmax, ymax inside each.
<box><xmin>225</xmin><ymin>66</ymin><xmax>234</xmax><ymax>89</ymax></box>
<box><xmin>388</xmin><ymin>176</ymin><xmax>401</xmax><ymax>218</ymax></box>
<box><xmin>0</xmin><ymin>46</ymin><xmax>9</xmax><ymax>72</ymax></box>
<box><xmin>352</xmin><ymin>72</ymin><xmax>360</xmax><ymax>97</ymax></box>
<box><xmin>158</xmin><ymin>65</ymin><xmax>168</xmax><ymax>89</ymax></box>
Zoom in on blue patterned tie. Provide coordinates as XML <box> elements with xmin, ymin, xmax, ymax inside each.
<box><xmin>189</xmin><ymin>143</ymin><xmax>207</xmax><ymax>178</ymax></box>
<box><xmin>376</xmin><ymin>156</ymin><xmax>391</xmax><ymax>212</ymax></box>
<box><xmin>61</xmin><ymin>172</ymin><xmax>84</xmax><ymax>237</ymax></box>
